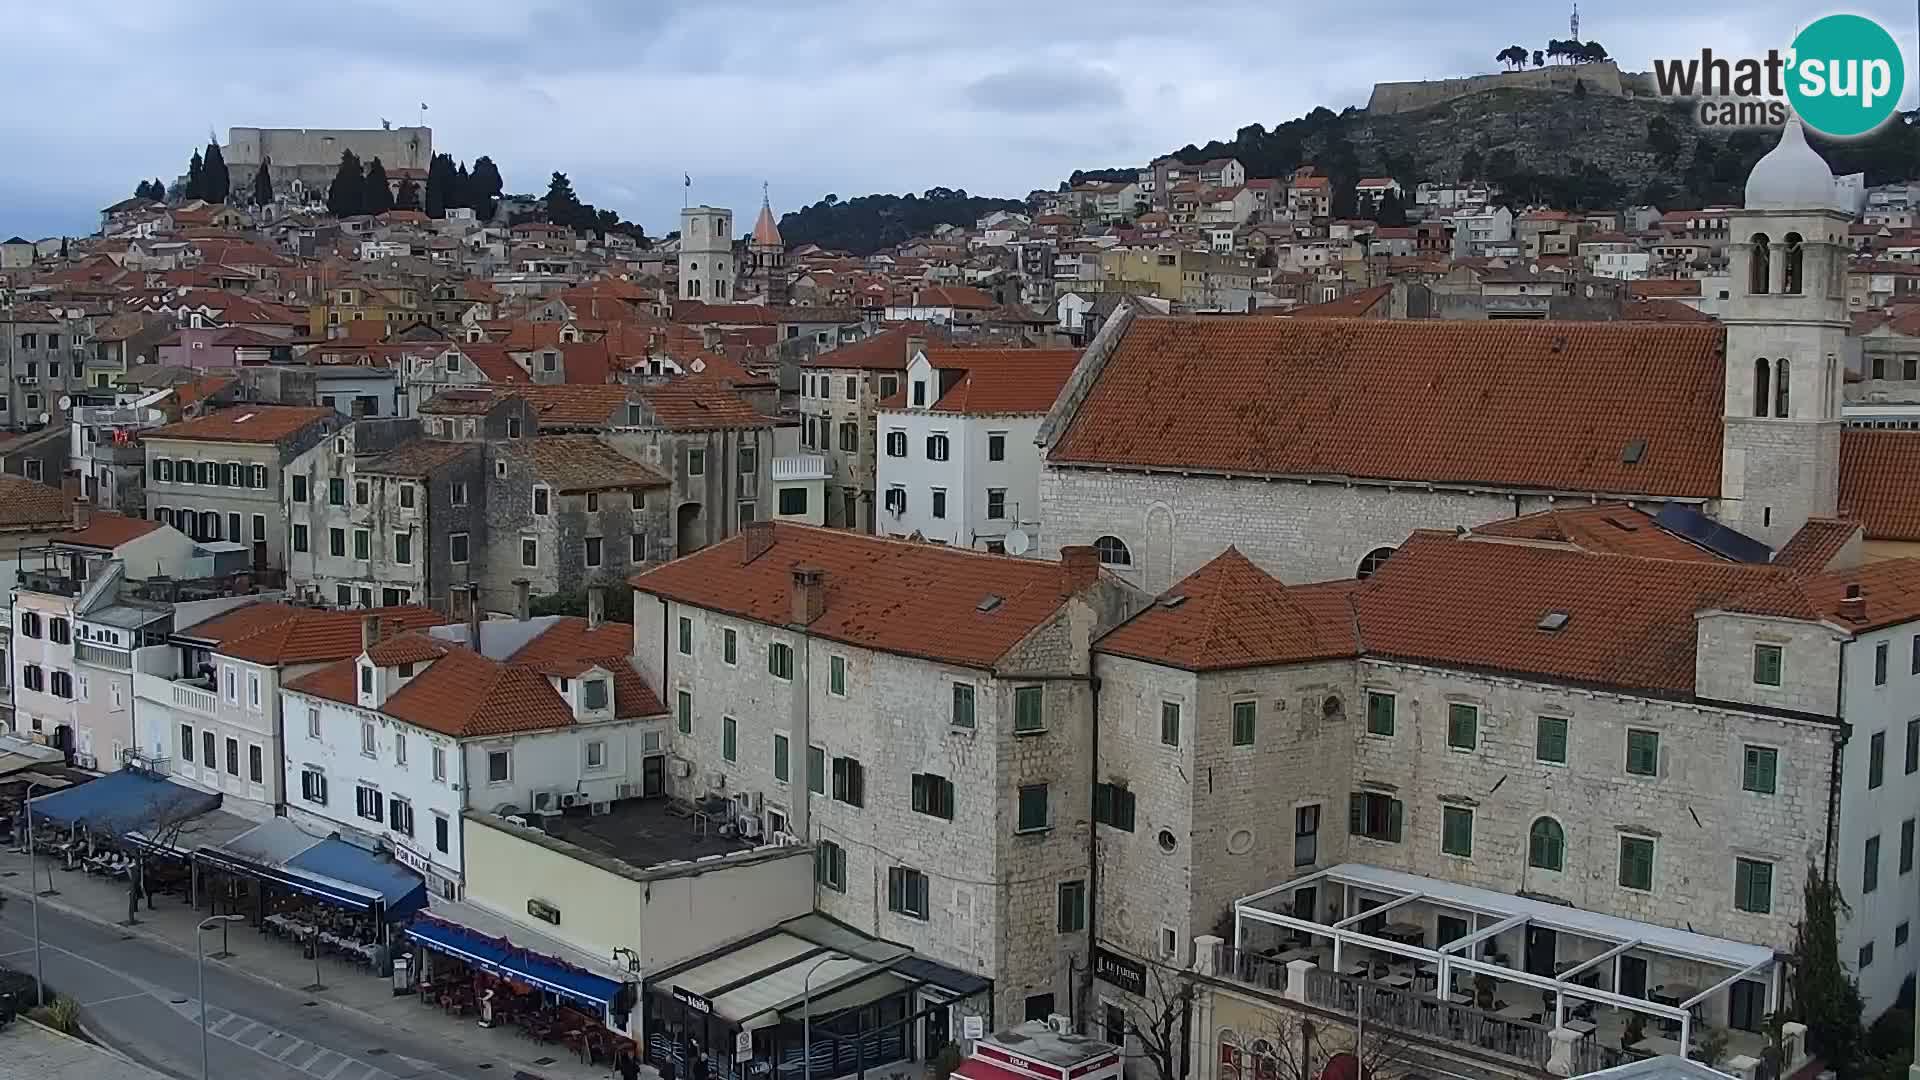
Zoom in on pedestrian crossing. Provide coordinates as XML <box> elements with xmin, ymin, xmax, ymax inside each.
<box><xmin>164</xmin><ymin>998</ymin><xmax>426</xmax><ymax>1080</ymax></box>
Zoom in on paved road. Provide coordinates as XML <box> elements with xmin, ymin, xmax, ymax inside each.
<box><xmin>0</xmin><ymin>897</ymin><xmax>536</xmax><ymax>1080</ymax></box>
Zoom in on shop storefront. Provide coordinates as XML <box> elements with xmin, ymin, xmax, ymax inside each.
<box><xmin>25</xmin><ymin>768</ymin><xmax>248</xmax><ymax>909</ymax></box>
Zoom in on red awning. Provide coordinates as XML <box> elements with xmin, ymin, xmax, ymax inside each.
<box><xmin>955</xmin><ymin>1059</ymin><xmax>1041</xmax><ymax>1080</ymax></box>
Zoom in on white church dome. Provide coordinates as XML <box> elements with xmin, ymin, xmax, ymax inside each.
<box><xmin>1744</xmin><ymin>117</ymin><xmax>1838</xmax><ymax>211</ymax></box>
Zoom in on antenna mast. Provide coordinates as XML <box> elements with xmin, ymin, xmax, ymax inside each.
<box><xmin>1570</xmin><ymin>0</ymin><xmax>1579</xmax><ymax>41</ymax></box>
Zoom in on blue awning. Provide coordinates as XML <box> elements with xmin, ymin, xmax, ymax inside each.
<box><xmin>287</xmin><ymin>839</ymin><xmax>427</xmax><ymax>919</ymax></box>
<box><xmin>406</xmin><ymin>916</ymin><xmax>625</xmax><ymax>1009</ymax></box>
<box><xmin>28</xmin><ymin>770</ymin><xmax>220</xmax><ymax>833</ymax></box>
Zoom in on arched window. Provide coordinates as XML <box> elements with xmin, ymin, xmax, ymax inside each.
<box><xmin>1775</xmin><ymin>358</ymin><xmax>1790</xmax><ymax>417</ymax></box>
<box><xmin>1528</xmin><ymin>817</ymin><xmax>1565</xmax><ymax>871</ymax></box>
<box><xmin>1781</xmin><ymin>233</ymin><xmax>1804</xmax><ymax>294</ymax></box>
<box><xmin>1094</xmin><ymin>535</ymin><xmax>1132</xmax><ymax>566</ymax></box>
<box><xmin>1356</xmin><ymin>546</ymin><xmax>1396</xmax><ymax>580</ymax></box>
<box><xmin>1748</xmin><ymin>233</ymin><xmax>1771</xmax><ymax>295</ymax></box>
<box><xmin>1753</xmin><ymin>358</ymin><xmax>1770</xmax><ymax>418</ymax></box>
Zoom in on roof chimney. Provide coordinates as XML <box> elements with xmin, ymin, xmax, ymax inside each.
<box><xmin>1061</xmin><ymin>545</ymin><xmax>1101</xmax><ymax>592</ymax></box>
<box><xmin>71</xmin><ymin>497</ymin><xmax>91</xmax><ymax>531</ymax></box>
<box><xmin>361</xmin><ymin>614</ymin><xmax>379</xmax><ymax>652</ymax></box>
<box><xmin>383</xmin><ymin>617</ymin><xmax>401</xmax><ymax>641</ymax></box>
<box><xmin>587</xmin><ymin>585</ymin><xmax>606</xmax><ymax>630</ymax></box>
<box><xmin>1840</xmin><ymin>583</ymin><xmax>1866</xmax><ymax>622</ymax></box>
<box><xmin>741</xmin><ymin>520</ymin><xmax>775</xmax><ymax>565</ymax></box>
<box><xmin>60</xmin><ymin>471</ymin><xmax>80</xmax><ymax>504</ymax></box>
<box><xmin>458</xmin><ymin>582</ymin><xmax>482</xmax><ymax>650</ymax></box>
<box><xmin>791</xmin><ymin>567</ymin><xmax>826</xmax><ymax>626</ymax></box>
<box><xmin>905</xmin><ymin>334</ymin><xmax>926</xmax><ymax>365</ymax></box>
<box><xmin>512</xmin><ymin>578</ymin><xmax>531</xmax><ymax>622</ymax></box>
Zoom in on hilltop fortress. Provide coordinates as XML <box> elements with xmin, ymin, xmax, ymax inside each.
<box><xmin>221</xmin><ymin>126</ymin><xmax>433</xmax><ymax>200</ymax></box>
<box><xmin>1366</xmin><ymin>61</ymin><xmax>1657</xmax><ymax>114</ymax></box>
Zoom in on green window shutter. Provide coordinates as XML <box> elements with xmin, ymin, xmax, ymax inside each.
<box><xmin>1231</xmin><ymin>701</ymin><xmax>1256</xmax><ymax>746</ymax></box>
<box><xmin>1386</xmin><ymin>799</ymin><xmax>1404</xmax><ymax>843</ymax></box>
<box><xmin>1447</xmin><ymin>704</ymin><xmax>1477</xmax><ymax>749</ymax></box>
<box><xmin>1349</xmin><ymin>793</ymin><xmax>1366</xmax><ymax>835</ymax></box>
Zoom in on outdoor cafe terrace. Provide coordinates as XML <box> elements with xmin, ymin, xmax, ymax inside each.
<box><xmin>1222</xmin><ymin>865</ymin><xmax>1804</xmax><ymax>1075</ymax></box>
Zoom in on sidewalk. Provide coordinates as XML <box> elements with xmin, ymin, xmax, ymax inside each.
<box><xmin>0</xmin><ymin>843</ymin><xmax>628</xmax><ymax>1080</ymax></box>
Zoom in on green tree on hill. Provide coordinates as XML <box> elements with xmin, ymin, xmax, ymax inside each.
<box><xmin>424</xmin><ymin>153</ymin><xmax>456</xmax><ymax>217</ymax></box>
<box><xmin>201</xmin><ymin>140</ymin><xmax>229</xmax><ymax>203</ymax></box>
<box><xmin>252</xmin><ymin>158</ymin><xmax>273</xmax><ymax>206</ymax></box>
<box><xmin>362</xmin><ymin>157</ymin><xmax>394</xmax><ymax>214</ymax></box>
<box><xmin>185</xmin><ymin>150</ymin><xmax>205</xmax><ymax>201</ymax></box>
<box><xmin>326</xmin><ymin>149</ymin><xmax>365</xmax><ymax>217</ymax></box>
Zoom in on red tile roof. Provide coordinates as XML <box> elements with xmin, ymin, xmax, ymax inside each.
<box><xmin>513</xmin><ymin>384</ymin><xmax>630</xmax><ymax>429</ymax></box>
<box><xmin>1050</xmin><ymin>317</ymin><xmax>1726</xmax><ymax>498</ymax></box>
<box><xmin>1097</xmin><ymin>548</ymin><xmax>1358</xmax><ymax>671</ymax></box>
<box><xmin>211</xmin><ymin>606</ymin><xmax>448</xmax><ymax>666</ymax></box>
<box><xmin>671</xmin><ymin>301</ymin><xmax>785</xmax><ymax>326</ymax></box>
<box><xmin>1625</xmin><ymin>298</ymin><xmax>1718</xmax><ymax>323</ymax></box>
<box><xmin>0</xmin><ymin>476</ymin><xmax>71</xmax><ymax>531</ymax></box>
<box><xmin>62</xmin><ymin>512</ymin><xmax>164</xmax><ymax>550</ymax></box>
<box><xmin>1839</xmin><ymin>431</ymin><xmax>1920</xmax><ymax>541</ymax></box>
<box><xmin>148</xmin><ymin>405</ymin><xmax>336</xmax><ymax>445</ymax></box>
<box><xmin>802</xmin><ymin>328</ymin><xmax>918</xmax><ymax>371</ymax></box>
<box><xmin>919</xmin><ymin>349</ymin><xmax>1081</xmax><ymax>415</ymax></box>
<box><xmin>1469</xmin><ymin>504</ymin><xmax>1725</xmax><ymax>561</ymax></box>
<box><xmin>1280</xmin><ymin>285</ymin><xmax>1391</xmax><ymax>319</ymax></box>
<box><xmin>1772</xmin><ymin>519</ymin><xmax>1863</xmax><ymax>573</ymax></box>
<box><xmin>634</xmin><ymin>376</ymin><xmax>772</xmax><ymax>431</ymax></box>
<box><xmin>632</xmin><ymin>524</ymin><xmax>1093</xmax><ymax>668</ymax></box>
<box><xmin>513</xmin><ymin>436</ymin><xmax>670</xmax><ymax>492</ymax></box>
<box><xmin>907</xmin><ymin>286</ymin><xmax>994</xmax><ymax>310</ymax></box>
<box><xmin>508</xmin><ymin>620</ymin><xmax>663</xmax><ymax>718</ymax></box>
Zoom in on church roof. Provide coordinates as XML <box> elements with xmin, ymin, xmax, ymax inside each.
<box><xmin>752</xmin><ymin>197</ymin><xmax>783</xmax><ymax>248</ymax></box>
<box><xmin>1744</xmin><ymin>117</ymin><xmax>1842</xmax><ymax>213</ymax></box>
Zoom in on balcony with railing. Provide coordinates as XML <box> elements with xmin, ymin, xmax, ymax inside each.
<box><xmin>772</xmin><ymin>454</ymin><xmax>831</xmax><ymax>482</ymax></box>
<box><xmin>75</xmin><ymin>642</ymin><xmax>131</xmax><ymax>670</ymax></box>
<box><xmin>134</xmin><ymin>669</ymin><xmax>218</xmax><ymax>719</ymax></box>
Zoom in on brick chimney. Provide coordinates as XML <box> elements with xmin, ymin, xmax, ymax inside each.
<box><xmin>71</xmin><ymin>497</ymin><xmax>91</xmax><ymax>531</ymax></box>
<box><xmin>791</xmin><ymin>567</ymin><xmax>826</xmax><ymax>626</ymax></box>
<box><xmin>1061</xmin><ymin>546</ymin><xmax>1101</xmax><ymax>592</ymax></box>
<box><xmin>1840</xmin><ymin>583</ymin><xmax>1866</xmax><ymax>622</ymax></box>
<box><xmin>905</xmin><ymin>334</ymin><xmax>926</xmax><ymax>365</ymax></box>
<box><xmin>361</xmin><ymin>614</ymin><xmax>379</xmax><ymax>652</ymax></box>
<box><xmin>512</xmin><ymin>578</ymin><xmax>532</xmax><ymax>621</ymax></box>
<box><xmin>459</xmin><ymin>583</ymin><xmax>482</xmax><ymax>649</ymax></box>
<box><xmin>383</xmin><ymin>617</ymin><xmax>402</xmax><ymax>641</ymax></box>
<box><xmin>587</xmin><ymin>585</ymin><xmax>606</xmax><ymax>630</ymax></box>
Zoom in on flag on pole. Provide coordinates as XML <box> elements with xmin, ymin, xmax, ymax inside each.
<box><xmin>420</xmin><ymin>102</ymin><xmax>429</xmax><ymax>111</ymax></box>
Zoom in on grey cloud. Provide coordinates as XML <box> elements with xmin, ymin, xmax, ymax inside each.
<box><xmin>964</xmin><ymin>63</ymin><xmax>1125</xmax><ymax>113</ymax></box>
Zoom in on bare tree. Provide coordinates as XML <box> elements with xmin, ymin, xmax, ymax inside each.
<box><xmin>1231</xmin><ymin>985</ymin><xmax>1422</xmax><ymax>1080</ymax></box>
<box><xmin>1116</xmin><ymin>961</ymin><xmax>1194</xmax><ymax>1080</ymax></box>
<box><xmin>104</xmin><ymin>791</ymin><xmax>210</xmax><ymax>924</ymax></box>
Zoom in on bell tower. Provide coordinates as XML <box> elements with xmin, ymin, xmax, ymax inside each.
<box><xmin>1719</xmin><ymin>118</ymin><xmax>1851</xmax><ymax>548</ymax></box>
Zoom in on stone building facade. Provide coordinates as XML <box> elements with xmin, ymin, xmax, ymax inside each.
<box><xmin>799</xmin><ymin>329</ymin><xmax>921</xmax><ymax>531</ymax></box>
<box><xmin>483</xmin><ymin>435</ymin><xmax>671</xmax><ymax>611</ymax></box>
<box><xmin>630</xmin><ymin>526</ymin><xmax>1147</xmax><ymax>1027</ymax></box>
<box><xmin>143</xmin><ymin>405</ymin><xmax>341</xmax><ymax>570</ymax></box>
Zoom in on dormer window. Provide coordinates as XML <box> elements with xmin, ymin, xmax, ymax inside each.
<box><xmin>584</xmin><ymin>679</ymin><xmax>610</xmax><ymax>711</ymax></box>
<box><xmin>360</xmin><ymin>665</ymin><xmax>374</xmax><ymax>696</ymax></box>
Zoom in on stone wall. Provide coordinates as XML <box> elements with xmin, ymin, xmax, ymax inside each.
<box><xmin>225</xmin><ymin>126</ymin><xmax>431</xmax><ymax>170</ymax></box>
<box><xmin>1366</xmin><ymin>63</ymin><xmax>1632</xmax><ymax>116</ymax></box>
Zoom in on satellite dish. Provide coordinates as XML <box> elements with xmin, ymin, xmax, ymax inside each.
<box><xmin>56</xmin><ymin>395</ymin><xmax>71</xmax><ymax>411</ymax></box>
<box><xmin>36</xmin><ymin>412</ymin><xmax>50</xmax><ymax>425</ymax></box>
<box><xmin>1005</xmin><ymin>528</ymin><xmax>1032</xmax><ymax>556</ymax></box>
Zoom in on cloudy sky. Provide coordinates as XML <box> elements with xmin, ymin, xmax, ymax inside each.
<box><xmin>4</xmin><ymin>0</ymin><xmax>1915</xmax><ymax>239</ymax></box>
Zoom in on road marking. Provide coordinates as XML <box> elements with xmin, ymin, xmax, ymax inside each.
<box><xmin>81</xmin><ymin>991</ymin><xmax>149</xmax><ymax>1007</ymax></box>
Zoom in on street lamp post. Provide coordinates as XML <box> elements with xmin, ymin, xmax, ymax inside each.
<box><xmin>801</xmin><ymin>952</ymin><xmax>849</xmax><ymax>1080</ymax></box>
<box><xmin>23</xmin><ymin>781</ymin><xmax>53</xmax><ymax>1007</ymax></box>
<box><xmin>196</xmin><ymin>915</ymin><xmax>243</xmax><ymax>1080</ymax></box>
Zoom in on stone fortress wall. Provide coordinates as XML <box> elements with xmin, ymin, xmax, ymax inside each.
<box><xmin>1366</xmin><ymin>61</ymin><xmax>1655</xmax><ymax>115</ymax></box>
<box><xmin>221</xmin><ymin>127</ymin><xmax>433</xmax><ymax>195</ymax></box>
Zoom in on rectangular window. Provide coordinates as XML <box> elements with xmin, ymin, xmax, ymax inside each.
<box><xmin>327</xmin><ymin>477</ymin><xmax>345</xmax><ymax>506</ymax></box>
<box><xmin>807</xmin><ymin>745</ymin><xmax>826</xmax><ymax>795</ymax></box>
<box><xmin>352</xmin><ymin>529</ymin><xmax>370</xmax><ymax>560</ymax></box>
<box><xmin>1441</xmin><ymin>805</ymin><xmax>1473</xmax><ymax>857</ymax></box>
<box><xmin>831</xmin><ymin>755</ymin><xmax>865</xmax><ymax>806</ymax></box>
<box><xmin>952</xmin><ymin>683</ymin><xmax>975</xmax><ymax>728</ymax></box>
<box><xmin>181</xmin><ymin>724</ymin><xmax>194</xmax><ymax>762</ymax></box>
<box><xmin>248</xmin><ymin>744</ymin><xmax>263</xmax><ymax>783</ymax></box>
<box><xmin>1860</xmin><ymin>942</ymin><xmax>1875</xmax><ymax>969</ymax></box>
<box><xmin>289</xmin><ymin>474</ymin><xmax>306</xmax><ymax>501</ymax></box>
<box><xmin>815</xmin><ymin>840</ymin><xmax>846</xmax><ymax>892</ymax></box>
<box><xmin>451</xmin><ymin>481</ymin><xmax>468</xmax><ymax>507</ymax></box>
<box><xmin>1903</xmin><ymin>819</ymin><xmax>1915</xmax><ymax>875</ymax></box>
<box><xmin>1014</xmin><ymin>686</ymin><xmax>1045</xmax><ymax>733</ymax></box>
<box><xmin>829</xmin><ymin>655</ymin><xmax>847</xmax><ymax>696</ymax></box>
<box><xmin>1626</xmin><ymin>729</ymin><xmax>1660</xmax><ymax>776</ymax></box>
<box><xmin>394</xmin><ymin>532</ymin><xmax>412</xmax><ymax>565</ymax></box>
<box><xmin>1908</xmin><ymin>718</ymin><xmax>1919</xmax><ymax>775</ymax></box>
<box><xmin>1349</xmin><ymin>792</ymin><xmax>1403</xmax><ymax>842</ymax></box>
<box><xmin>301</xmin><ymin>768</ymin><xmax>327</xmax><ymax>805</ymax></box>
<box><xmin>887</xmin><ymin>866</ymin><xmax>929</xmax><ymax>919</ymax></box>
<box><xmin>293</xmin><ymin>523</ymin><xmax>309</xmax><ymax>552</ymax></box>
<box><xmin>676</xmin><ymin>689</ymin><xmax>692</xmax><ymax>734</ymax></box>
<box><xmin>773</xmin><ymin>733</ymin><xmax>790</xmax><ymax>783</ymax></box>
<box><xmin>1093</xmin><ymin>782</ymin><xmax>1136</xmax><ymax>831</ymax></box>
<box><xmin>1365</xmin><ymin>692</ymin><xmax>1395</xmax><ymax>736</ymax></box>
<box><xmin>252</xmin><ymin>513</ymin><xmax>267</xmax><ymax>541</ymax></box>
<box><xmin>1753</xmin><ymin>644</ymin><xmax>1783</xmax><ymax>686</ymax></box>
<box><xmin>1230</xmin><ymin>700</ymin><xmax>1257</xmax><ymax>746</ymax></box>
<box><xmin>1294</xmin><ymin>804</ymin><xmax>1320</xmax><ymax>866</ymax></box>
<box><xmin>1743</xmin><ymin>746</ymin><xmax>1779</xmax><ymax>793</ymax></box>
<box><xmin>1870</xmin><ymin>731</ymin><xmax>1886</xmax><ymax>789</ymax></box>
<box><xmin>677</xmin><ymin>616</ymin><xmax>693</xmax><ymax>655</ymax></box>
<box><xmin>436</xmin><ymin>815</ymin><xmax>449</xmax><ymax>854</ymax></box>
<box><xmin>306</xmin><ymin>707</ymin><xmax>320</xmax><ymax>738</ymax></box>
<box><xmin>1619</xmin><ymin>836</ymin><xmax>1655</xmax><ymax>891</ymax></box>
<box><xmin>986</xmin><ymin>489</ymin><xmax>1006</xmax><ymax>520</ymax></box>
<box><xmin>1537</xmin><ymin>716</ymin><xmax>1569</xmax><ymax>764</ymax></box>
<box><xmin>988</xmin><ymin>432</ymin><xmax>1006</xmax><ymax>461</ymax></box>
<box><xmin>912</xmin><ymin>773</ymin><xmax>955</xmax><ymax>820</ymax></box>
<box><xmin>329</xmin><ymin>528</ymin><xmax>345</xmax><ymax>557</ymax></box>
<box><xmin>722</xmin><ymin>628</ymin><xmax>737</xmax><ymax>666</ymax></box>
<box><xmin>1864</xmin><ymin>835</ymin><xmax>1881</xmax><ymax>893</ymax></box>
<box><xmin>202</xmin><ymin>730</ymin><xmax>217</xmax><ymax>767</ymax></box>
<box><xmin>1876</xmin><ymin>641</ymin><xmax>1890</xmax><ymax>685</ymax></box>
<box><xmin>361</xmin><ymin>717</ymin><xmax>376</xmax><ymax>754</ymax></box>
<box><xmin>632</xmin><ymin>533</ymin><xmax>647</xmax><ymax>563</ymax></box>
<box><xmin>432</xmin><ymin>746</ymin><xmax>446</xmax><ymax>782</ymax></box>
<box><xmin>687</xmin><ymin>448</ymin><xmax>705</xmax><ymax>476</ymax></box>
<box><xmin>1160</xmin><ymin>700</ymin><xmax>1181</xmax><ymax>746</ymax></box>
<box><xmin>769</xmin><ymin>642</ymin><xmax>793</xmax><ymax>680</ymax></box>
<box><xmin>1735</xmin><ymin>858</ymin><xmax>1773</xmax><ymax>913</ymax></box>
<box><xmin>583</xmin><ymin>679</ymin><xmax>609</xmax><ymax>710</ymax></box>
<box><xmin>779</xmin><ymin>488</ymin><xmax>808</xmax><ymax>515</ymax></box>
<box><xmin>450</xmin><ymin>533</ymin><xmax>469</xmax><ymax>564</ymax></box>
<box><xmin>1057</xmin><ymin>880</ymin><xmax>1087</xmax><ymax>933</ymax></box>
<box><xmin>521</xmin><ymin>537</ymin><xmax>537</xmax><ymax>567</ymax></box>
<box><xmin>1017</xmin><ymin>784</ymin><xmax>1049</xmax><ymax>832</ymax></box>
<box><xmin>1447</xmin><ymin>703</ymin><xmax>1478</xmax><ymax>750</ymax></box>
<box><xmin>722</xmin><ymin>716</ymin><xmax>737</xmax><ymax>762</ymax></box>
<box><xmin>355</xmin><ymin>479</ymin><xmax>369</xmax><ymax>506</ymax></box>
<box><xmin>355</xmin><ymin>784</ymin><xmax>384</xmax><ymax>823</ymax></box>
<box><xmin>487</xmin><ymin>749</ymin><xmax>510</xmax><ymax>783</ymax></box>
<box><xmin>930</xmin><ymin>489</ymin><xmax>946</xmax><ymax>519</ymax></box>
<box><xmin>585</xmin><ymin>740</ymin><xmax>605</xmax><ymax>769</ymax></box>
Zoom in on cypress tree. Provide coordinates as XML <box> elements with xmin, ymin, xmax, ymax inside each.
<box><xmin>252</xmin><ymin>158</ymin><xmax>273</xmax><ymax>206</ymax></box>
<box><xmin>327</xmin><ymin>149</ymin><xmax>365</xmax><ymax>217</ymax></box>
<box><xmin>202</xmin><ymin>141</ymin><xmax>230</xmax><ymax>203</ymax></box>
<box><xmin>186</xmin><ymin>150</ymin><xmax>205</xmax><ymax>201</ymax></box>
<box><xmin>363</xmin><ymin>157</ymin><xmax>394</xmax><ymax>214</ymax></box>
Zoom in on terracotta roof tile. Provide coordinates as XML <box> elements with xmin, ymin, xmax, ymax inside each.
<box><xmin>1772</xmin><ymin>519</ymin><xmax>1863</xmax><ymax>573</ymax></box>
<box><xmin>916</xmin><ymin>349</ymin><xmax>1081</xmax><ymax>415</ymax></box>
<box><xmin>1469</xmin><ymin>504</ymin><xmax>1725</xmax><ymax>561</ymax></box>
<box><xmin>514</xmin><ymin>384</ymin><xmax>631</xmax><ymax>428</ymax></box>
<box><xmin>632</xmin><ymin>376</ymin><xmax>772</xmax><ymax>431</ymax></box>
<box><xmin>508</xmin><ymin>620</ymin><xmax>664</xmax><ymax>718</ymax></box>
<box><xmin>910</xmin><ymin>285</ymin><xmax>995</xmax><ymax>309</ymax></box>
<box><xmin>802</xmin><ymin>328</ymin><xmax>918</xmax><ymax>371</ymax></box>
<box><xmin>177</xmin><ymin>602</ymin><xmax>305</xmax><ymax>645</ymax></box>
<box><xmin>148</xmin><ymin>405</ymin><xmax>337</xmax><ymax>445</ymax></box>
<box><xmin>1097</xmin><ymin>548</ymin><xmax>1358</xmax><ymax>671</ymax></box>
<box><xmin>1280</xmin><ymin>285</ymin><xmax>1392</xmax><ymax>318</ymax></box>
<box><xmin>671</xmin><ymin>301</ymin><xmax>785</xmax><ymax>326</ymax></box>
<box><xmin>62</xmin><ymin>512</ymin><xmax>164</xmax><ymax>550</ymax></box>
<box><xmin>216</xmin><ymin>606</ymin><xmax>447</xmax><ymax>666</ymax></box>
<box><xmin>0</xmin><ymin>476</ymin><xmax>71</xmax><ymax>530</ymax></box>
<box><xmin>1050</xmin><ymin>317</ymin><xmax>1726</xmax><ymax>498</ymax></box>
<box><xmin>358</xmin><ymin>439</ymin><xmax>477</xmax><ymax>478</ymax></box>
<box><xmin>631</xmin><ymin>523</ymin><xmax>1088</xmax><ymax>668</ymax></box>
<box><xmin>512</xmin><ymin>436</ymin><xmax>670</xmax><ymax>492</ymax></box>
<box><xmin>1839</xmin><ymin>431</ymin><xmax>1920</xmax><ymax>541</ymax></box>
<box><xmin>366</xmin><ymin>634</ymin><xmax>455</xmax><ymax>666</ymax></box>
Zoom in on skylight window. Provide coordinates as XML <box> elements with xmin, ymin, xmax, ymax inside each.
<box><xmin>1537</xmin><ymin>611</ymin><xmax>1571</xmax><ymax>632</ymax></box>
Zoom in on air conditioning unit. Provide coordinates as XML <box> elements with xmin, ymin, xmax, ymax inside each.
<box><xmin>706</xmin><ymin>772</ymin><xmax>728</xmax><ymax>792</ymax></box>
<box><xmin>590</xmin><ymin>801</ymin><xmax>611</xmax><ymax>816</ymax></box>
<box><xmin>733</xmin><ymin>790</ymin><xmax>761</xmax><ymax>815</ymax></box>
<box><xmin>75</xmin><ymin>753</ymin><xmax>96</xmax><ymax>770</ymax></box>
<box><xmin>532</xmin><ymin>790</ymin><xmax>558</xmax><ymax>812</ymax></box>
<box><xmin>559</xmin><ymin>792</ymin><xmax>587</xmax><ymax>809</ymax></box>
<box><xmin>771</xmin><ymin>831</ymin><xmax>802</xmax><ymax>847</ymax></box>
<box><xmin>738</xmin><ymin>814</ymin><xmax>763</xmax><ymax>840</ymax></box>
<box><xmin>616</xmin><ymin>783</ymin><xmax>638</xmax><ymax>800</ymax></box>
<box><xmin>670</xmin><ymin>757</ymin><xmax>693</xmax><ymax>778</ymax></box>
<box><xmin>1047</xmin><ymin>1014</ymin><xmax>1074</xmax><ymax>1036</ymax></box>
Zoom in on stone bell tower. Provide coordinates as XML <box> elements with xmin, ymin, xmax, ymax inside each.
<box><xmin>1719</xmin><ymin>118</ymin><xmax>1851</xmax><ymax>549</ymax></box>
